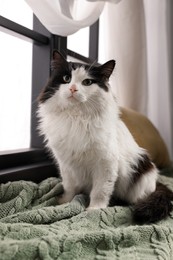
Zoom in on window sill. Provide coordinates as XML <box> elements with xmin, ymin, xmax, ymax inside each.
<box><xmin>0</xmin><ymin>148</ymin><xmax>58</xmax><ymax>183</ymax></box>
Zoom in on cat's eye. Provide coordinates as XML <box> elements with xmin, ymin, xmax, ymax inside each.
<box><xmin>82</xmin><ymin>79</ymin><xmax>94</xmax><ymax>86</ymax></box>
<box><xmin>63</xmin><ymin>75</ymin><xmax>71</xmax><ymax>83</ymax></box>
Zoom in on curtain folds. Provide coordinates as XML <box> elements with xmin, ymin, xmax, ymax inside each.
<box><xmin>25</xmin><ymin>0</ymin><xmax>103</xmax><ymax>36</ymax></box>
<box><xmin>25</xmin><ymin>0</ymin><xmax>121</xmax><ymax>36</ymax></box>
<box><xmin>99</xmin><ymin>0</ymin><xmax>172</xmax><ymax>157</ymax></box>
<box><xmin>99</xmin><ymin>0</ymin><xmax>148</xmax><ymax>114</ymax></box>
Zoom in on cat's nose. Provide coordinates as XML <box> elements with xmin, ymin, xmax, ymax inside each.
<box><xmin>69</xmin><ymin>84</ymin><xmax>78</xmax><ymax>93</ymax></box>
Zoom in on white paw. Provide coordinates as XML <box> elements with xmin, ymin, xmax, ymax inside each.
<box><xmin>87</xmin><ymin>205</ymin><xmax>106</xmax><ymax>211</ymax></box>
<box><xmin>86</xmin><ymin>206</ymin><xmax>98</xmax><ymax>211</ymax></box>
<box><xmin>57</xmin><ymin>194</ymin><xmax>72</xmax><ymax>205</ymax></box>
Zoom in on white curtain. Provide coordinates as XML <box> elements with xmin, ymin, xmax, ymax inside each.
<box><xmin>25</xmin><ymin>0</ymin><xmax>172</xmax><ymax>158</ymax></box>
<box><xmin>144</xmin><ymin>0</ymin><xmax>172</xmax><ymax>158</ymax></box>
<box><xmin>99</xmin><ymin>0</ymin><xmax>147</xmax><ymax>114</ymax></box>
<box><xmin>25</xmin><ymin>0</ymin><xmax>120</xmax><ymax>36</ymax></box>
<box><xmin>99</xmin><ymin>0</ymin><xmax>172</xmax><ymax>158</ymax></box>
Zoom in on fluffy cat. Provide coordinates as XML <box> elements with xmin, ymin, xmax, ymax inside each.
<box><xmin>38</xmin><ymin>50</ymin><xmax>173</xmax><ymax>224</ymax></box>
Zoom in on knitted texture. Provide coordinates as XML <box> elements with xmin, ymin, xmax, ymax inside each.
<box><xmin>0</xmin><ymin>174</ymin><xmax>173</xmax><ymax>260</ymax></box>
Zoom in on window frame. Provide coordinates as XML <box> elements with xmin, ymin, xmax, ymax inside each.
<box><xmin>0</xmin><ymin>14</ymin><xmax>99</xmax><ymax>183</ymax></box>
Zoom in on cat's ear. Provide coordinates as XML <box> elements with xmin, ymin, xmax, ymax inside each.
<box><xmin>99</xmin><ymin>60</ymin><xmax>116</xmax><ymax>79</ymax></box>
<box><xmin>52</xmin><ymin>50</ymin><xmax>66</xmax><ymax>61</ymax></box>
<box><xmin>51</xmin><ymin>50</ymin><xmax>67</xmax><ymax>70</ymax></box>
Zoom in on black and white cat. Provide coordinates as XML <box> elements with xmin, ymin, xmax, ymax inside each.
<box><xmin>38</xmin><ymin>50</ymin><xmax>173</xmax><ymax>223</ymax></box>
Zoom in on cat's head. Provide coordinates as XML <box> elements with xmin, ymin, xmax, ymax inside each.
<box><xmin>38</xmin><ymin>50</ymin><xmax>115</xmax><ymax>110</ymax></box>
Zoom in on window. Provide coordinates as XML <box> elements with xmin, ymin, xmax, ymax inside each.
<box><xmin>68</xmin><ymin>26</ymin><xmax>89</xmax><ymax>57</ymax></box>
<box><xmin>0</xmin><ymin>0</ymin><xmax>33</xmax><ymax>29</ymax></box>
<box><xmin>0</xmin><ymin>32</ymin><xmax>32</xmax><ymax>151</ymax></box>
<box><xmin>0</xmin><ymin>7</ymin><xmax>99</xmax><ymax>182</ymax></box>
<box><xmin>0</xmin><ymin>0</ymin><xmax>33</xmax><ymax>152</ymax></box>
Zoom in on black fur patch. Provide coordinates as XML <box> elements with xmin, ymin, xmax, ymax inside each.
<box><xmin>131</xmin><ymin>154</ymin><xmax>154</xmax><ymax>184</ymax></box>
<box><xmin>38</xmin><ymin>50</ymin><xmax>115</xmax><ymax>103</ymax></box>
<box><xmin>133</xmin><ymin>182</ymin><xmax>173</xmax><ymax>224</ymax></box>
<box><xmin>85</xmin><ymin>60</ymin><xmax>115</xmax><ymax>92</ymax></box>
<box><xmin>38</xmin><ymin>61</ymin><xmax>71</xmax><ymax>103</ymax></box>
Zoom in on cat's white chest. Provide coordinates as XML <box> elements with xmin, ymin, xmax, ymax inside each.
<box><xmin>48</xmin><ymin>112</ymin><xmax>102</xmax><ymax>153</ymax></box>
<box><xmin>39</xmin><ymin>102</ymin><xmax>117</xmax><ymax>168</ymax></box>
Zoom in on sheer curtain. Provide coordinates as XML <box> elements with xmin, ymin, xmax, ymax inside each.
<box><xmin>25</xmin><ymin>0</ymin><xmax>120</xmax><ymax>36</ymax></box>
<box><xmin>99</xmin><ymin>0</ymin><xmax>172</xmax><ymax>158</ymax></box>
<box><xmin>99</xmin><ymin>0</ymin><xmax>147</xmax><ymax>114</ymax></box>
<box><xmin>25</xmin><ymin>0</ymin><xmax>172</xmax><ymax>158</ymax></box>
<box><xmin>144</xmin><ymin>0</ymin><xmax>172</xmax><ymax>158</ymax></box>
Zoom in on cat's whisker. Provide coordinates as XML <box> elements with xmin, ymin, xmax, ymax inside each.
<box><xmin>88</xmin><ymin>95</ymin><xmax>103</xmax><ymax>109</ymax></box>
<box><xmin>87</xmin><ymin>59</ymin><xmax>97</xmax><ymax>72</ymax></box>
<box><xmin>31</xmin><ymin>99</ymin><xmax>37</xmax><ymax>106</ymax></box>
<box><xmin>84</xmin><ymin>97</ymin><xmax>99</xmax><ymax>115</ymax></box>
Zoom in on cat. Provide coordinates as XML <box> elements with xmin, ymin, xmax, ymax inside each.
<box><xmin>37</xmin><ymin>50</ymin><xmax>173</xmax><ymax>224</ymax></box>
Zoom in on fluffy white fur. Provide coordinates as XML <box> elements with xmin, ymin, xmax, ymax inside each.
<box><xmin>38</xmin><ymin>67</ymin><xmax>158</xmax><ymax>210</ymax></box>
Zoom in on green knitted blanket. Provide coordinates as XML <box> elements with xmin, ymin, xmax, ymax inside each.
<box><xmin>0</xmin><ymin>173</ymin><xmax>173</xmax><ymax>260</ymax></box>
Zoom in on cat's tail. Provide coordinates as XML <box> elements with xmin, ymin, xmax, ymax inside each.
<box><xmin>132</xmin><ymin>182</ymin><xmax>173</xmax><ymax>224</ymax></box>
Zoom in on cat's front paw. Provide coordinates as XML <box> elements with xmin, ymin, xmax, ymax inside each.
<box><xmin>87</xmin><ymin>206</ymin><xmax>99</xmax><ymax>211</ymax></box>
<box><xmin>57</xmin><ymin>192</ymin><xmax>74</xmax><ymax>205</ymax></box>
<box><xmin>87</xmin><ymin>204</ymin><xmax>107</xmax><ymax>211</ymax></box>
<box><xmin>57</xmin><ymin>195</ymin><xmax>68</xmax><ymax>205</ymax></box>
